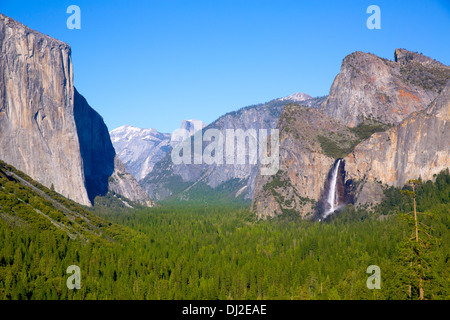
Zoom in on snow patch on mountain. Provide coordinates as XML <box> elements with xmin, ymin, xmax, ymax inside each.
<box><xmin>110</xmin><ymin>120</ymin><xmax>207</xmax><ymax>181</ymax></box>
<box><xmin>278</xmin><ymin>92</ymin><xmax>313</xmax><ymax>102</ymax></box>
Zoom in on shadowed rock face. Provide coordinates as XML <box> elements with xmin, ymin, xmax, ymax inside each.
<box><xmin>74</xmin><ymin>87</ymin><xmax>115</xmax><ymax>203</ymax></box>
<box><xmin>74</xmin><ymin>89</ymin><xmax>156</xmax><ymax>206</ymax></box>
<box><xmin>0</xmin><ymin>13</ymin><xmax>150</xmax><ymax>206</ymax></box>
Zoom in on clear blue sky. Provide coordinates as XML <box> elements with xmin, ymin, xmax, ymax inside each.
<box><xmin>1</xmin><ymin>0</ymin><xmax>449</xmax><ymax>133</ymax></box>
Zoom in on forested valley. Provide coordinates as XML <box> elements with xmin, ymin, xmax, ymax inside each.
<box><xmin>0</xmin><ymin>160</ymin><xmax>449</xmax><ymax>300</ymax></box>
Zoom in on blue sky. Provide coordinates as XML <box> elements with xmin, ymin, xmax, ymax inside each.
<box><xmin>1</xmin><ymin>0</ymin><xmax>449</xmax><ymax>133</ymax></box>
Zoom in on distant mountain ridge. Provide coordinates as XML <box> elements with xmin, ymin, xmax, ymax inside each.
<box><xmin>110</xmin><ymin>125</ymin><xmax>172</xmax><ymax>181</ymax></box>
<box><xmin>137</xmin><ymin>93</ymin><xmax>315</xmax><ymax>202</ymax></box>
<box><xmin>110</xmin><ymin>120</ymin><xmax>206</xmax><ymax>181</ymax></box>
<box><xmin>278</xmin><ymin>92</ymin><xmax>313</xmax><ymax>102</ymax></box>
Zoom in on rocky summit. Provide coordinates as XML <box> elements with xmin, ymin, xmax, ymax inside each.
<box><xmin>319</xmin><ymin>49</ymin><xmax>450</xmax><ymax>127</ymax></box>
<box><xmin>0</xmin><ymin>13</ymin><xmax>150</xmax><ymax>206</ymax></box>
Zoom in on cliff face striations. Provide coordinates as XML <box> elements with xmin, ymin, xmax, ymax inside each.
<box><xmin>0</xmin><ymin>13</ymin><xmax>150</xmax><ymax>206</ymax></box>
<box><xmin>0</xmin><ymin>13</ymin><xmax>91</xmax><ymax>205</ymax></box>
<box><xmin>344</xmin><ymin>80</ymin><xmax>450</xmax><ymax>196</ymax></box>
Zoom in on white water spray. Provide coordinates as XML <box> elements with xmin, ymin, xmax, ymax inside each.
<box><xmin>324</xmin><ymin>159</ymin><xmax>341</xmax><ymax>218</ymax></box>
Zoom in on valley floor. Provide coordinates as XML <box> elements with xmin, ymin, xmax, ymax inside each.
<box><xmin>1</xmin><ymin>169</ymin><xmax>449</xmax><ymax>300</ymax></box>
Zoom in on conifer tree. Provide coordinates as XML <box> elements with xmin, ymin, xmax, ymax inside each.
<box><xmin>398</xmin><ymin>179</ymin><xmax>438</xmax><ymax>300</ymax></box>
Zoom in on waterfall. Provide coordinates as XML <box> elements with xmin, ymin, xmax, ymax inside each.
<box><xmin>315</xmin><ymin>158</ymin><xmax>354</xmax><ymax>221</ymax></box>
<box><xmin>324</xmin><ymin>159</ymin><xmax>341</xmax><ymax>218</ymax></box>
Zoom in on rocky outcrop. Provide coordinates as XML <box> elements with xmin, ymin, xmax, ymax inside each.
<box><xmin>354</xmin><ymin>180</ymin><xmax>384</xmax><ymax>208</ymax></box>
<box><xmin>108</xmin><ymin>155</ymin><xmax>154</xmax><ymax>206</ymax></box>
<box><xmin>394</xmin><ymin>48</ymin><xmax>447</xmax><ymax>69</ymax></box>
<box><xmin>0</xmin><ymin>13</ymin><xmax>91</xmax><ymax>205</ymax></box>
<box><xmin>314</xmin><ymin>159</ymin><xmax>354</xmax><ymax>220</ymax></box>
<box><xmin>320</xmin><ymin>49</ymin><xmax>450</xmax><ymax>127</ymax></box>
<box><xmin>344</xmin><ymin>80</ymin><xmax>450</xmax><ymax>200</ymax></box>
<box><xmin>170</xmin><ymin>119</ymin><xmax>206</xmax><ymax>146</ymax></box>
<box><xmin>279</xmin><ymin>92</ymin><xmax>313</xmax><ymax>102</ymax></box>
<box><xmin>0</xmin><ymin>13</ymin><xmax>150</xmax><ymax>206</ymax></box>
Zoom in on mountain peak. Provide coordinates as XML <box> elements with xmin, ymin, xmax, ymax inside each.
<box><xmin>278</xmin><ymin>92</ymin><xmax>313</xmax><ymax>102</ymax></box>
<box><xmin>180</xmin><ymin>119</ymin><xmax>206</xmax><ymax>130</ymax></box>
<box><xmin>394</xmin><ymin>48</ymin><xmax>446</xmax><ymax>67</ymax></box>
<box><xmin>110</xmin><ymin>125</ymin><xmax>171</xmax><ymax>181</ymax></box>
<box><xmin>171</xmin><ymin>119</ymin><xmax>206</xmax><ymax>144</ymax></box>
<box><xmin>111</xmin><ymin>124</ymin><xmax>141</xmax><ymax>133</ymax></box>
<box><xmin>320</xmin><ymin>49</ymin><xmax>450</xmax><ymax>127</ymax></box>
<box><xmin>110</xmin><ymin>125</ymin><xmax>165</xmax><ymax>138</ymax></box>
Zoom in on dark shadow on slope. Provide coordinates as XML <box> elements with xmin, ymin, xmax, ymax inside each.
<box><xmin>73</xmin><ymin>87</ymin><xmax>115</xmax><ymax>204</ymax></box>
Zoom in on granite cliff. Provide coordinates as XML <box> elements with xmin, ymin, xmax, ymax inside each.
<box><xmin>345</xmin><ymin>79</ymin><xmax>450</xmax><ymax>206</ymax></box>
<box><xmin>0</xmin><ymin>13</ymin><xmax>91</xmax><ymax>205</ymax></box>
<box><xmin>320</xmin><ymin>49</ymin><xmax>450</xmax><ymax>127</ymax></box>
<box><xmin>0</xmin><ymin>13</ymin><xmax>149</xmax><ymax>206</ymax></box>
